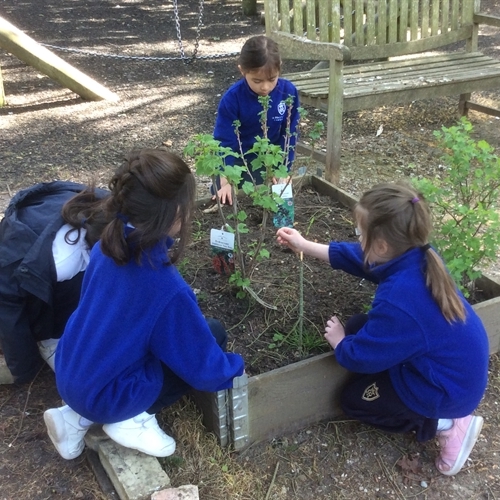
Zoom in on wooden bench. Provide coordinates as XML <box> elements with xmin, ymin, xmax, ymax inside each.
<box><xmin>264</xmin><ymin>0</ymin><xmax>500</xmax><ymax>184</ymax></box>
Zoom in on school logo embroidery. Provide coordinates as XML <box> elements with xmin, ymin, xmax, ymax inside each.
<box><xmin>362</xmin><ymin>383</ymin><xmax>380</xmax><ymax>401</ymax></box>
<box><xmin>277</xmin><ymin>101</ymin><xmax>287</xmax><ymax>115</ymax></box>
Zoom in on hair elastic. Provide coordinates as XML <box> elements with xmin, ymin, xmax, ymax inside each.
<box><xmin>411</xmin><ymin>197</ymin><xmax>420</xmax><ymax>204</ymax></box>
<box><xmin>421</xmin><ymin>243</ymin><xmax>431</xmax><ymax>252</ymax></box>
<box><xmin>116</xmin><ymin>212</ymin><xmax>129</xmax><ymax>224</ymax></box>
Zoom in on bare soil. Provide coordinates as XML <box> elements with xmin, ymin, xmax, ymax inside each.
<box><xmin>186</xmin><ymin>188</ymin><xmax>377</xmax><ymax>376</ymax></box>
<box><xmin>1</xmin><ymin>0</ymin><xmax>500</xmax><ymax>499</ymax></box>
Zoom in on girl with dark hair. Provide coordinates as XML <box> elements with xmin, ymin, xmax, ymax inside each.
<box><xmin>213</xmin><ymin>35</ymin><xmax>300</xmax><ymax>205</ymax></box>
<box><xmin>0</xmin><ymin>182</ymin><xmax>109</xmax><ymax>384</ymax></box>
<box><xmin>276</xmin><ymin>181</ymin><xmax>489</xmax><ymax>476</ymax></box>
<box><xmin>44</xmin><ymin>148</ymin><xmax>244</xmax><ymax>460</ymax></box>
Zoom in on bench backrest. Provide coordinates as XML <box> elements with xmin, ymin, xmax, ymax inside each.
<box><xmin>264</xmin><ymin>0</ymin><xmax>478</xmax><ymax>61</ymax></box>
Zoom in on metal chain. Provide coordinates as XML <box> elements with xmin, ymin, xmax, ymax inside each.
<box><xmin>40</xmin><ymin>43</ymin><xmax>238</xmax><ymax>61</ymax></box>
<box><xmin>173</xmin><ymin>0</ymin><xmax>204</xmax><ymax>64</ymax></box>
<box><xmin>40</xmin><ymin>0</ymin><xmax>239</xmax><ymax>63</ymax></box>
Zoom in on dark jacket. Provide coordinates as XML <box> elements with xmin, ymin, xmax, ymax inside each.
<box><xmin>0</xmin><ymin>181</ymin><xmax>102</xmax><ymax>383</ymax></box>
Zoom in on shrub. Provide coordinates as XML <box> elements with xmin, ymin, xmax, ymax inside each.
<box><xmin>412</xmin><ymin>118</ymin><xmax>500</xmax><ymax>295</ymax></box>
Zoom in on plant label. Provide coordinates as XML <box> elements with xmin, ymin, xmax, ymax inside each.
<box><xmin>210</xmin><ymin>228</ymin><xmax>235</xmax><ymax>275</ymax></box>
<box><xmin>272</xmin><ymin>184</ymin><xmax>294</xmax><ymax>228</ymax></box>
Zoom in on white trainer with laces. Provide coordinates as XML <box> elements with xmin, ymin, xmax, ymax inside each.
<box><xmin>103</xmin><ymin>412</ymin><xmax>176</xmax><ymax>457</ymax></box>
<box><xmin>44</xmin><ymin>405</ymin><xmax>91</xmax><ymax>460</ymax></box>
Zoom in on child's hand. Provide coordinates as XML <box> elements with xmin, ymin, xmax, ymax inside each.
<box><xmin>324</xmin><ymin>316</ymin><xmax>345</xmax><ymax>349</ymax></box>
<box><xmin>276</xmin><ymin>227</ymin><xmax>305</xmax><ymax>253</ymax></box>
<box><xmin>273</xmin><ymin>176</ymin><xmax>291</xmax><ymax>185</ymax></box>
<box><xmin>212</xmin><ymin>177</ymin><xmax>233</xmax><ymax>205</ymax></box>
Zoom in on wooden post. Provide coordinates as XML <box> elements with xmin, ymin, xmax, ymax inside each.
<box><xmin>0</xmin><ymin>64</ymin><xmax>5</xmax><ymax>107</ymax></box>
<box><xmin>0</xmin><ymin>16</ymin><xmax>118</xmax><ymax>101</ymax></box>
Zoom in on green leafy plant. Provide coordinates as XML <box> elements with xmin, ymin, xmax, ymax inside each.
<box><xmin>412</xmin><ymin>117</ymin><xmax>500</xmax><ymax>295</ymax></box>
<box><xmin>185</xmin><ymin>96</ymin><xmax>323</xmax><ymax>306</ymax></box>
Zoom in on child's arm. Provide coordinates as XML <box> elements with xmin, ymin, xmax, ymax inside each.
<box><xmin>276</xmin><ymin>227</ymin><xmax>330</xmax><ymax>261</ymax></box>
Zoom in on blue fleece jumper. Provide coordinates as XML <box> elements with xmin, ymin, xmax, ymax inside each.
<box><xmin>55</xmin><ymin>239</ymin><xmax>244</xmax><ymax>424</ymax></box>
<box><xmin>214</xmin><ymin>77</ymin><xmax>300</xmax><ymax>181</ymax></box>
<box><xmin>329</xmin><ymin>242</ymin><xmax>489</xmax><ymax>419</ymax></box>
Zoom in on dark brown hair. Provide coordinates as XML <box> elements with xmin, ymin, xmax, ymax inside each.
<box><xmin>355</xmin><ymin>182</ymin><xmax>466</xmax><ymax>323</ymax></box>
<box><xmin>61</xmin><ymin>185</ymin><xmax>112</xmax><ymax>249</ymax></box>
<box><xmin>99</xmin><ymin>148</ymin><xmax>196</xmax><ymax>266</ymax></box>
<box><xmin>239</xmin><ymin>35</ymin><xmax>281</xmax><ymax>77</ymax></box>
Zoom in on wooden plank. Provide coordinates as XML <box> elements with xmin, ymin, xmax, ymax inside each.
<box><xmin>247</xmin><ymin>352</ymin><xmax>351</xmax><ymax>444</ymax></box>
<box><xmin>378</xmin><ymin>0</ymin><xmax>388</xmax><ymax>44</ymax></box>
<box><xmin>366</xmin><ymin>0</ymin><xmax>376</xmax><ymax>45</ymax></box>
<box><xmin>354</xmin><ymin>0</ymin><xmax>365</xmax><ymax>46</ymax></box>
<box><xmin>465</xmin><ymin>101</ymin><xmax>500</xmax><ymax>117</ymax></box>
<box><xmin>331</xmin><ymin>0</ymin><xmax>341</xmax><ymax>43</ymax></box>
<box><xmin>270</xmin><ymin>32</ymin><xmax>346</xmax><ymax>61</ymax></box>
<box><xmin>311</xmin><ymin>175</ymin><xmax>359</xmax><ymax>208</ymax></box>
<box><xmin>0</xmin><ymin>16</ymin><xmax>118</xmax><ymax>102</ymax></box>
<box><xmin>442</xmin><ymin>0</ymin><xmax>450</xmax><ymax>34</ymax></box>
<box><xmin>343</xmin><ymin>0</ymin><xmax>353</xmax><ymax>45</ymax></box>
<box><xmin>318</xmin><ymin>0</ymin><xmax>330</xmax><ymax>42</ymax></box>
<box><xmin>342</xmin><ymin>51</ymin><xmax>495</xmax><ymax>75</ymax></box>
<box><xmin>0</xmin><ymin>64</ymin><xmax>5</xmax><ymax>107</ymax></box>
<box><xmin>474</xmin><ymin>297</ymin><xmax>500</xmax><ymax>355</ymax></box>
<box><xmin>388</xmin><ymin>0</ymin><xmax>398</xmax><ymax>43</ymax></box>
<box><xmin>306</xmin><ymin>0</ymin><xmax>317</xmax><ymax>40</ymax></box>
<box><xmin>285</xmin><ymin>53</ymin><xmax>500</xmax><ymax>98</ymax></box>
<box><xmin>421</xmin><ymin>0</ymin><xmax>430</xmax><ymax>38</ymax></box>
<box><xmin>279</xmin><ymin>0</ymin><xmax>290</xmax><ymax>32</ymax></box>
<box><xmin>398</xmin><ymin>0</ymin><xmax>409</xmax><ymax>42</ymax></box>
<box><xmin>430</xmin><ymin>0</ymin><xmax>439</xmax><ymax>36</ymax></box>
<box><xmin>264</xmin><ymin>0</ymin><xmax>278</xmax><ymax>35</ymax></box>
<box><xmin>346</xmin><ymin>25</ymin><xmax>472</xmax><ymax>59</ymax></box>
<box><xmin>451</xmin><ymin>0</ymin><xmax>459</xmax><ymax>31</ymax></box>
<box><xmin>409</xmin><ymin>0</ymin><xmax>419</xmax><ymax>40</ymax></box>
<box><xmin>293</xmin><ymin>0</ymin><xmax>303</xmax><ymax>35</ymax></box>
<box><xmin>474</xmin><ymin>13</ymin><xmax>500</xmax><ymax>29</ymax></box>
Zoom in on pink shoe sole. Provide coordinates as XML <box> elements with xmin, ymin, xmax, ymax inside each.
<box><xmin>436</xmin><ymin>415</ymin><xmax>484</xmax><ymax>476</ymax></box>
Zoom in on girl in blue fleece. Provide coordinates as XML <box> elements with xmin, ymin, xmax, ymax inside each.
<box><xmin>213</xmin><ymin>35</ymin><xmax>300</xmax><ymax>205</ymax></box>
<box><xmin>44</xmin><ymin>148</ymin><xmax>244</xmax><ymax>460</ymax></box>
<box><xmin>276</xmin><ymin>182</ymin><xmax>489</xmax><ymax>476</ymax></box>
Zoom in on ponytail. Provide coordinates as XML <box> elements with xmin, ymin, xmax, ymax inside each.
<box><xmin>425</xmin><ymin>248</ymin><xmax>466</xmax><ymax>323</ymax></box>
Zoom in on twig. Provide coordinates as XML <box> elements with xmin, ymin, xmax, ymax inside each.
<box><xmin>264</xmin><ymin>461</ymin><xmax>280</xmax><ymax>500</ymax></box>
<box><xmin>6</xmin><ymin>184</ymin><xmax>13</xmax><ymax>197</ymax></box>
<box><xmin>375</xmin><ymin>455</ymin><xmax>406</xmax><ymax>500</ymax></box>
<box><xmin>8</xmin><ymin>364</ymin><xmax>44</xmax><ymax>447</ymax></box>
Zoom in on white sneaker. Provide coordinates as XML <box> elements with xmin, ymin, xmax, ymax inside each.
<box><xmin>103</xmin><ymin>412</ymin><xmax>176</xmax><ymax>457</ymax></box>
<box><xmin>38</xmin><ymin>338</ymin><xmax>60</xmax><ymax>371</ymax></box>
<box><xmin>44</xmin><ymin>405</ymin><xmax>91</xmax><ymax>460</ymax></box>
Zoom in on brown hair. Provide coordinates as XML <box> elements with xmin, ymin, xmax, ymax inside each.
<box><xmin>61</xmin><ymin>185</ymin><xmax>112</xmax><ymax>249</ymax></box>
<box><xmin>355</xmin><ymin>182</ymin><xmax>466</xmax><ymax>323</ymax></box>
<box><xmin>239</xmin><ymin>35</ymin><xmax>281</xmax><ymax>77</ymax></box>
<box><xmin>99</xmin><ymin>148</ymin><xmax>196</xmax><ymax>266</ymax></box>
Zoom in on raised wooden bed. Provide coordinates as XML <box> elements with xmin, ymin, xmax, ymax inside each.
<box><xmin>193</xmin><ymin>175</ymin><xmax>500</xmax><ymax>451</ymax></box>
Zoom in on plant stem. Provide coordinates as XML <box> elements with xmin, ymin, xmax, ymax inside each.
<box><xmin>298</xmin><ymin>251</ymin><xmax>304</xmax><ymax>354</ymax></box>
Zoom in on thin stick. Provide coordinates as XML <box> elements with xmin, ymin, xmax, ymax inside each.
<box><xmin>9</xmin><ymin>364</ymin><xmax>44</xmax><ymax>447</ymax></box>
<box><xmin>264</xmin><ymin>461</ymin><xmax>280</xmax><ymax>500</ymax></box>
<box><xmin>298</xmin><ymin>251</ymin><xmax>304</xmax><ymax>352</ymax></box>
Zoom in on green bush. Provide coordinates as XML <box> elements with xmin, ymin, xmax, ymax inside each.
<box><xmin>412</xmin><ymin>118</ymin><xmax>500</xmax><ymax>295</ymax></box>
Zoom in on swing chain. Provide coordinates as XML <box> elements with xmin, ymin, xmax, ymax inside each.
<box><xmin>173</xmin><ymin>0</ymin><xmax>204</xmax><ymax>64</ymax></box>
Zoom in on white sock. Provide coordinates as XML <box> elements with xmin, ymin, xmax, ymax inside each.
<box><xmin>437</xmin><ymin>418</ymin><xmax>453</xmax><ymax>432</ymax></box>
<box><xmin>38</xmin><ymin>338</ymin><xmax>59</xmax><ymax>348</ymax></box>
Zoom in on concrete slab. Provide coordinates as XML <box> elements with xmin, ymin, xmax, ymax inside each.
<box><xmin>97</xmin><ymin>438</ymin><xmax>171</xmax><ymax>500</ymax></box>
<box><xmin>151</xmin><ymin>485</ymin><xmax>199</xmax><ymax>500</ymax></box>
